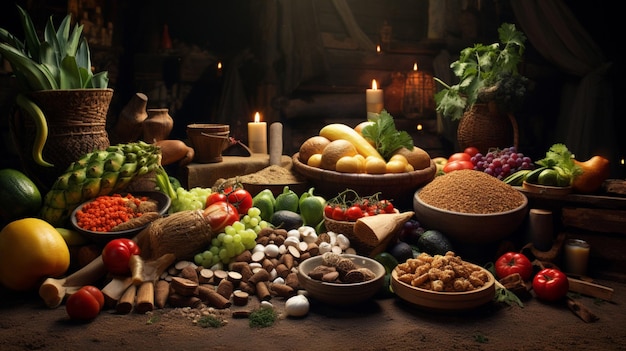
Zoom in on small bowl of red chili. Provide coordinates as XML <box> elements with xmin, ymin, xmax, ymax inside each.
<box><xmin>70</xmin><ymin>191</ymin><xmax>171</xmax><ymax>244</ymax></box>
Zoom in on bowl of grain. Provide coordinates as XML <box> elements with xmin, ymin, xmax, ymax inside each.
<box><xmin>297</xmin><ymin>252</ymin><xmax>386</xmax><ymax>305</ymax></box>
<box><xmin>413</xmin><ymin>169</ymin><xmax>528</xmax><ymax>244</ymax></box>
<box><xmin>217</xmin><ymin>165</ymin><xmax>310</xmax><ymax>197</ymax></box>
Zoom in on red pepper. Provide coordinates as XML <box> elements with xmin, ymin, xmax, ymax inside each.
<box><xmin>495</xmin><ymin>252</ymin><xmax>533</xmax><ymax>281</ymax></box>
<box><xmin>102</xmin><ymin>238</ymin><xmax>140</xmax><ymax>275</ymax></box>
<box><xmin>532</xmin><ymin>268</ymin><xmax>569</xmax><ymax>302</ymax></box>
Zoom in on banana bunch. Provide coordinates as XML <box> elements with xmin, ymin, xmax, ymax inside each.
<box><xmin>41</xmin><ymin>141</ymin><xmax>175</xmax><ymax>227</ymax></box>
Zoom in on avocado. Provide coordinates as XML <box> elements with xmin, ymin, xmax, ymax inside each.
<box><xmin>417</xmin><ymin>230</ymin><xmax>454</xmax><ymax>256</ymax></box>
<box><xmin>270</xmin><ymin>210</ymin><xmax>304</xmax><ymax>231</ymax></box>
<box><xmin>389</xmin><ymin>241</ymin><xmax>414</xmax><ymax>263</ymax></box>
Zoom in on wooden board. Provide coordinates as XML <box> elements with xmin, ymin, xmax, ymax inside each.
<box><xmin>562</xmin><ymin>207</ymin><xmax>626</xmax><ymax>235</ymax></box>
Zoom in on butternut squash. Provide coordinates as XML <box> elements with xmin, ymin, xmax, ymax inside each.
<box><xmin>319</xmin><ymin>123</ymin><xmax>384</xmax><ymax>160</ymax></box>
<box><xmin>572</xmin><ymin>156</ymin><xmax>610</xmax><ymax>194</ymax></box>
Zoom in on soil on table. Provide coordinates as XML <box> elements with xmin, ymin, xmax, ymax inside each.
<box><xmin>1</xmin><ymin>278</ymin><xmax>625</xmax><ymax>351</ymax></box>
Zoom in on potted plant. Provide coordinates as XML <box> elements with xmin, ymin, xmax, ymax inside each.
<box><xmin>0</xmin><ymin>5</ymin><xmax>112</xmax><ymax>189</ymax></box>
<box><xmin>433</xmin><ymin>23</ymin><xmax>529</xmax><ymax>152</ymax></box>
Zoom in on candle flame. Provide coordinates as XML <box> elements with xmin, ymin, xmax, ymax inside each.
<box><xmin>413</xmin><ymin>63</ymin><xmax>418</xmax><ymax>71</ymax></box>
<box><xmin>416</xmin><ymin>123</ymin><xmax>423</xmax><ymax>131</ymax></box>
<box><xmin>376</xmin><ymin>45</ymin><xmax>381</xmax><ymax>53</ymax></box>
<box><xmin>371</xmin><ymin>79</ymin><xmax>378</xmax><ymax>90</ymax></box>
<box><xmin>217</xmin><ymin>61</ymin><xmax>222</xmax><ymax>70</ymax></box>
<box><xmin>254</xmin><ymin>112</ymin><xmax>261</xmax><ymax>123</ymax></box>
<box><xmin>621</xmin><ymin>158</ymin><xmax>625</xmax><ymax>165</ymax></box>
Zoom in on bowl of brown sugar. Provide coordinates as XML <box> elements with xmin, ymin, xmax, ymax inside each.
<box><xmin>413</xmin><ymin>169</ymin><xmax>528</xmax><ymax>244</ymax></box>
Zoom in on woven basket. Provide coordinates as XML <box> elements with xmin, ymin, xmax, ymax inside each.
<box><xmin>292</xmin><ymin>153</ymin><xmax>436</xmax><ymax>210</ymax></box>
<box><xmin>10</xmin><ymin>89</ymin><xmax>113</xmax><ymax>191</ymax></box>
<box><xmin>457</xmin><ymin>102</ymin><xmax>519</xmax><ymax>154</ymax></box>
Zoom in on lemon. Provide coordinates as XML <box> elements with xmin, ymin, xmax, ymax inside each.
<box><xmin>0</xmin><ymin>169</ymin><xmax>42</xmax><ymax>223</ymax></box>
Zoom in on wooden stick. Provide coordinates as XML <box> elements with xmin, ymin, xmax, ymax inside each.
<box><xmin>197</xmin><ymin>285</ymin><xmax>231</xmax><ymax>309</ymax></box>
<box><xmin>116</xmin><ymin>284</ymin><xmax>137</xmax><ymax>314</ymax></box>
<box><xmin>154</xmin><ymin>280</ymin><xmax>170</xmax><ymax>309</ymax></box>
<box><xmin>255</xmin><ymin>281</ymin><xmax>272</xmax><ymax>301</ymax></box>
<box><xmin>135</xmin><ymin>281</ymin><xmax>155</xmax><ymax>314</ymax></box>
<box><xmin>102</xmin><ymin>276</ymin><xmax>133</xmax><ymax>308</ymax></box>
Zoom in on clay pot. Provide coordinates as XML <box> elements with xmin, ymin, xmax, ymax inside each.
<box><xmin>142</xmin><ymin>108</ymin><xmax>173</xmax><ymax>143</ymax></box>
<box><xmin>112</xmin><ymin>92</ymin><xmax>148</xmax><ymax>144</ymax></box>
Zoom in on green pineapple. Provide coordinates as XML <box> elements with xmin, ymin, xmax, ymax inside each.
<box><xmin>40</xmin><ymin>141</ymin><xmax>176</xmax><ymax>227</ymax></box>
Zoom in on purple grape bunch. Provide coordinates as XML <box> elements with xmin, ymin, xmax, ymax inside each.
<box><xmin>471</xmin><ymin>146</ymin><xmax>533</xmax><ymax>179</ymax></box>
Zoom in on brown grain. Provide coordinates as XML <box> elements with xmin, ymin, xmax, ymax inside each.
<box><xmin>418</xmin><ymin>170</ymin><xmax>525</xmax><ymax>214</ymax></box>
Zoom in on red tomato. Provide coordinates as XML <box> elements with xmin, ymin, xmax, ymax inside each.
<box><xmin>206</xmin><ymin>192</ymin><xmax>227</xmax><ymax>207</ymax></box>
<box><xmin>65</xmin><ymin>285</ymin><xmax>104</xmax><ymax>321</ymax></box>
<box><xmin>102</xmin><ymin>238</ymin><xmax>140</xmax><ymax>275</ymax></box>
<box><xmin>495</xmin><ymin>252</ymin><xmax>533</xmax><ymax>280</ymax></box>
<box><xmin>332</xmin><ymin>205</ymin><xmax>346</xmax><ymax>221</ymax></box>
<box><xmin>463</xmin><ymin>147</ymin><xmax>480</xmax><ymax>157</ymax></box>
<box><xmin>379</xmin><ymin>199</ymin><xmax>395</xmax><ymax>214</ymax></box>
<box><xmin>532</xmin><ymin>268</ymin><xmax>569</xmax><ymax>302</ymax></box>
<box><xmin>227</xmin><ymin>188</ymin><xmax>253</xmax><ymax>215</ymax></box>
<box><xmin>345</xmin><ymin>205</ymin><xmax>364</xmax><ymax>221</ymax></box>
<box><xmin>203</xmin><ymin>201</ymin><xmax>239</xmax><ymax>232</ymax></box>
<box><xmin>448</xmin><ymin>152</ymin><xmax>471</xmax><ymax>163</ymax></box>
<box><xmin>324</xmin><ymin>204</ymin><xmax>334</xmax><ymax>218</ymax></box>
<box><xmin>443</xmin><ymin>160</ymin><xmax>474</xmax><ymax>173</ymax></box>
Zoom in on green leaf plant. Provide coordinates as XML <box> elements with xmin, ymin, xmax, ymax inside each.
<box><xmin>0</xmin><ymin>4</ymin><xmax>109</xmax><ymax>92</ymax></box>
<box><xmin>434</xmin><ymin>23</ymin><xmax>528</xmax><ymax>121</ymax></box>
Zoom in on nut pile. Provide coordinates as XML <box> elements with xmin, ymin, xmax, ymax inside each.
<box><xmin>307</xmin><ymin>252</ymin><xmax>376</xmax><ymax>284</ymax></box>
<box><xmin>147</xmin><ymin>226</ymin><xmax>354</xmax><ymax>316</ymax></box>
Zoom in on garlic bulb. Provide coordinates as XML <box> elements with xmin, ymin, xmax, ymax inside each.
<box><xmin>284</xmin><ymin>294</ymin><xmax>310</xmax><ymax>317</ymax></box>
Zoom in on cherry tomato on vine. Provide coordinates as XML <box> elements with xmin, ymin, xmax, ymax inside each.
<box><xmin>324</xmin><ymin>204</ymin><xmax>334</xmax><ymax>218</ymax></box>
<box><xmin>206</xmin><ymin>192</ymin><xmax>227</xmax><ymax>207</ymax></box>
<box><xmin>332</xmin><ymin>206</ymin><xmax>346</xmax><ymax>221</ymax></box>
<box><xmin>379</xmin><ymin>200</ymin><xmax>395</xmax><ymax>213</ymax></box>
<box><xmin>346</xmin><ymin>205</ymin><xmax>364</xmax><ymax>221</ymax></box>
<box><xmin>227</xmin><ymin>188</ymin><xmax>253</xmax><ymax>214</ymax></box>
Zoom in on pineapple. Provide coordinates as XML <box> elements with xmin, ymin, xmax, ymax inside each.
<box><xmin>40</xmin><ymin>141</ymin><xmax>176</xmax><ymax>227</ymax></box>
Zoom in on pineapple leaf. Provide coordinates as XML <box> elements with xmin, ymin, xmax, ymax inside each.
<box><xmin>15</xmin><ymin>5</ymin><xmax>40</xmax><ymax>62</ymax></box>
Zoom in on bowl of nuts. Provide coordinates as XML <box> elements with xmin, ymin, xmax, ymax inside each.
<box><xmin>391</xmin><ymin>251</ymin><xmax>496</xmax><ymax>310</ymax></box>
<box><xmin>297</xmin><ymin>252</ymin><xmax>386</xmax><ymax>305</ymax></box>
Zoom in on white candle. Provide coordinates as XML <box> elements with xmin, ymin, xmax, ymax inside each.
<box><xmin>366</xmin><ymin>79</ymin><xmax>384</xmax><ymax>116</ymax></box>
<box><xmin>564</xmin><ymin>239</ymin><xmax>590</xmax><ymax>276</ymax></box>
<box><xmin>248</xmin><ymin>112</ymin><xmax>267</xmax><ymax>154</ymax></box>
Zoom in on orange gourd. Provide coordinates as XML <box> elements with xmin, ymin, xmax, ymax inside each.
<box><xmin>572</xmin><ymin>156</ymin><xmax>610</xmax><ymax>194</ymax></box>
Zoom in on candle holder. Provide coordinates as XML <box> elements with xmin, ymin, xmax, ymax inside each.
<box><xmin>403</xmin><ymin>64</ymin><xmax>436</xmax><ymax>119</ymax></box>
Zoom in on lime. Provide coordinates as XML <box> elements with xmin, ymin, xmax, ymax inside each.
<box><xmin>0</xmin><ymin>169</ymin><xmax>42</xmax><ymax>223</ymax></box>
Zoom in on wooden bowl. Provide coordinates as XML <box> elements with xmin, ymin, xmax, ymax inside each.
<box><xmin>391</xmin><ymin>264</ymin><xmax>496</xmax><ymax>311</ymax></box>
<box><xmin>413</xmin><ymin>188</ymin><xmax>528</xmax><ymax>244</ymax></box>
<box><xmin>297</xmin><ymin>254</ymin><xmax>386</xmax><ymax>305</ymax></box>
<box><xmin>71</xmin><ymin>191</ymin><xmax>171</xmax><ymax>244</ymax></box>
<box><xmin>292</xmin><ymin>153</ymin><xmax>436</xmax><ymax>209</ymax></box>
<box><xmin>522</xmin><ymin>181</ymin><xmax>572</xmax><ymax>196</ymax></box>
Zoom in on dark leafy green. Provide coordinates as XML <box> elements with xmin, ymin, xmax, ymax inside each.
<box><xmin>361</xmin><ymin>110</ymin><xmax>413</xmax><ymax>161</ymax></box>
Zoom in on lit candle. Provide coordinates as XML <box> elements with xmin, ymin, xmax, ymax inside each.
<box><xmin>366</xmin><ymin>79</ymin><xmax>384</xmax><ymax>117</ymax></box>
<box><xmin>248</xmin><ymin>112</ymin><xmax>267</xmax><ymax>154</ymax></box>
<box><xmin>217</xmin><ymin>61</ymin><xmax>222</xmax><ymax>77</ymax></box>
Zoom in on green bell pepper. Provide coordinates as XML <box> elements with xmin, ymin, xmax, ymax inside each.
<box><xmin>274</xmin><ymin>186</ymin><xmax>299</xmax><ymax>213</ymax></box>
<box><xmin>299</xmin><ymin>187</ymin><xmax>326</xmax><ymax>226</ymax></box>
<box><xmin>252</xmin><ymin>189</ymin><xmax>276</xmax><ymax>222</ymax></box>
